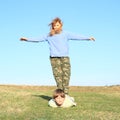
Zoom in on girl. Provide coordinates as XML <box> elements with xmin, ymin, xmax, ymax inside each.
<box><xmin>20</xmin><ymin>17</ymin><xmax>95</xmax><ymax>94</ymax></box>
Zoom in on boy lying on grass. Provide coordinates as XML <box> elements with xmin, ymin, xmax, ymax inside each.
<box><xmin>48</xmin><ymin>89</ymin><xmax>76</xmax><ymax>108</ymax></box>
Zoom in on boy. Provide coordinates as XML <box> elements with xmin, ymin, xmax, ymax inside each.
<box><xmin>48</xmin><ymin>89</ymin><xmax>76</xmax><ymax>108</ymax></box>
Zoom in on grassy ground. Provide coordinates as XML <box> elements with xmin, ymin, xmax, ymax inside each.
<box><xmin>0</xmin><ymin>85</ymin><xmax>120</xmax><ymax>120</ymax></box>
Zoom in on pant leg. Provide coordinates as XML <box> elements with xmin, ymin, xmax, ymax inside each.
<box><xmin>61</xmin><ymin>57</ymin><xmax>71</xmax><ymax>94</ymax></box>
<box><xmin>50</xmin><ymin>57</ymin><xmax>63</xmax><ymax>90</ymax></box>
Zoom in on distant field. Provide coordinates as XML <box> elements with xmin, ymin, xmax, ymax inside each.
<box><xmin>0</xmin><ymin>85</ymin><xmax>120</xmax><ymax>120</ymax></box>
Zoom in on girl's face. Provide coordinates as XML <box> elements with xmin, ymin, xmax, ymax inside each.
<box><xmin>53</xmin><ymin>22</ymin><xmax>62</xmax><ymax>31</ymax></box>
<box><xmin>54</xmin><ymin>95</ymin><xmax>65</xmax><ymax>106</ymax></box>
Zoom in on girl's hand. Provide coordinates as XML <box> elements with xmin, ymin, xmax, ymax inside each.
<box><xmin>90</xmin><ymin>37</ymin><xmax>95</xmax><ymax>41</ymax></box>
<box><xmin>20</xmin><ymin>37</ymin><xmax>28</xmax><ymax>41</ymax></box>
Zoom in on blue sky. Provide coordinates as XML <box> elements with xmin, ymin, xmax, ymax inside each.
<box><xmin>0</xmin><ymin>0</ymin><xmax>120</xmax><ymax>86</ymax></box>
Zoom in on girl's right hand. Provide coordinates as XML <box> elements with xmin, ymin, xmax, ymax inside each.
<box><xmin>20</xmin><ymin>37</ymin><xmax>28</xmax><ymax>41</ymax></box>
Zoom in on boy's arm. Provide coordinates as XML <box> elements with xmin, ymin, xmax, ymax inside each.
<box><xmin>48</xmin><ymin>99</ymin><xmax>58</xmax><ymax>107</ymax></box>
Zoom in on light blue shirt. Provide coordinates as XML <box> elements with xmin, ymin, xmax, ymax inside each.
<box><xmin>27</xmin><ymin>31</ymin><xmax>90</xmax><ymax>57</ymax></box>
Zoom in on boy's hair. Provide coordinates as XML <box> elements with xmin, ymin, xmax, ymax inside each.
<box><xmin>53</xmin><ymin>89</ymin><xmax>65</xmax><ymax>99</ymax></box>
<box><xmin>49</xmin><ymin>17</ymin><xmax>63</xmax><ymax>36</ymax></box>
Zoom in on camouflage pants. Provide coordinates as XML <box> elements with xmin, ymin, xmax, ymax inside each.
<box><xmin>50</xmin><ymin>57</ymin><xmax>71</xmax><ymax>94</ymax></box>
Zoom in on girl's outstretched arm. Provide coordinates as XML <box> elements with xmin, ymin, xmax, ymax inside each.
<box><xmin>20</xmin><ymin>35</ymin><xmax>47</xmax><ymax>42</ymax></box>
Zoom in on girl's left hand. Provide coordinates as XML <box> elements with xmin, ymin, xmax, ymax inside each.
<box><xmin>90</xmin><ymin>37</ymin><xmax>95</xmax><ymax>41</ymax></box>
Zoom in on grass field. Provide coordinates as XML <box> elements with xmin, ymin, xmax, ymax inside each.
<box><xmin>0</xmin><ymin>85</ymin><xmax>120</xmax><ymax>120</ymax></box>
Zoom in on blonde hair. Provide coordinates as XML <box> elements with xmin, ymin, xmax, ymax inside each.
<box><xmin>49</xmin><ymin>17</ymin><xmax>63</xmax><ymax>36</ymax></box>
<box><xmin>53</xmin><ymin>89</ymin><xmax>65</xmax><ymax>99</ymax></box>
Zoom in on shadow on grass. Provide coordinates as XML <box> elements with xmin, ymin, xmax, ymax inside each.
<box><xmin>33</xmin><ymin>95</ymin><xmax>52</xmax><ymax>101</ymax></box>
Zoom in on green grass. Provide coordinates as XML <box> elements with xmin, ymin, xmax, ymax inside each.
<box><xmin>0</xmin><ymin>85</ymin><xmax>120</xmax><ymax>120</ymax></box>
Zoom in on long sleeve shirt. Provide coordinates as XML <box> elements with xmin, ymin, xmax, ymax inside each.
<box><xmin>27</xmin><ymin>31</ymin><xmax>90</xmax><ymax>57</ymax></box>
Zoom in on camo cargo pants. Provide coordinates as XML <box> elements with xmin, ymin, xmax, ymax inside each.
<box><xmin>50</xmin><ymin>57</ymin><xmax>71</xmax><ymax>94</ymax></box>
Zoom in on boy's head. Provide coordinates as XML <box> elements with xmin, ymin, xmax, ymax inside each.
<box><xmin>53</xmin><ymin>89</ymin><xmax>65</xmax><ymax>106</ymax></box>
<box><xmin>49</xmin><ymin>17</ymin><xmax>63</xmax><ymax>36</ymax></box>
